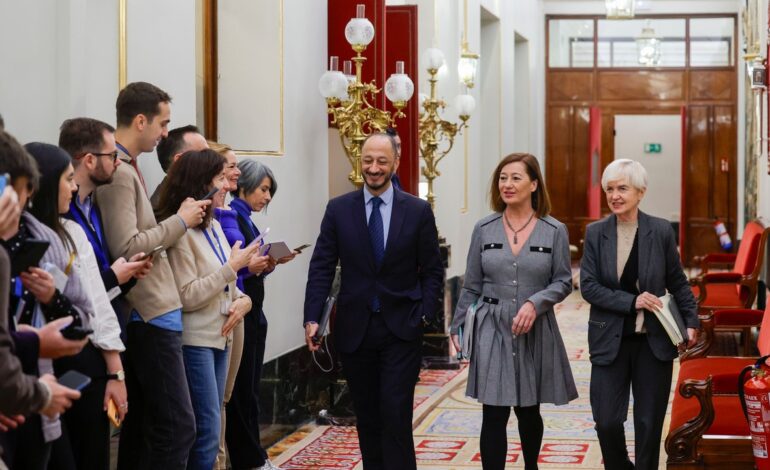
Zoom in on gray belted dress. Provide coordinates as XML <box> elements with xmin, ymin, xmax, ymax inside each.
<box><xmin>451</xmin><ymin>213</ymin><xmax>577</xmax><ymax>407</ymax></box>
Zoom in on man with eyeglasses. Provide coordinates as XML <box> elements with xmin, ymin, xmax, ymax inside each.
<box><xmin>60</xmin><ymin>117</ymin><xmax>150</xmax><ymax>305</ymax></box>
<box><xmin>57</xmin><ymin>117</ymin><xmax>151</xmax><ymax>469</ymax></box>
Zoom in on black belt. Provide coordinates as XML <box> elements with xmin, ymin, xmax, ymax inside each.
<box><xmin>482</xmin><ymin>296</ymin><xmax>499</xmax><ymax>304</ymax></box>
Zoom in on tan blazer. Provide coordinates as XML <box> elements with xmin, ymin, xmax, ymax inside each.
<box><xmin>168</xmin><ymin>219</ymin><xmax>251</xmax><ymax>349</ymax></box>
<box><xmin>95</xmin><ymin>148</ymin><xmax>186</xmax><ymax>321</ymax></box>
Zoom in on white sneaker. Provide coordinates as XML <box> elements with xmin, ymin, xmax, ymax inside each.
<box><xmin>255</xmin><ymin>461</ymin><xmax>282</xmax><ymax>470</ymax></box>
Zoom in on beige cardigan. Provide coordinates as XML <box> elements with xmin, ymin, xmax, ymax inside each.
<box><xmin>168</xmin><ymin>219</ymin><xmax>251</xmax><ymax>349</ymax></box>
<box><xmin>95</xmin><ymin>149</ymin><xmax>186</xmax><ymax>321</ymax></box>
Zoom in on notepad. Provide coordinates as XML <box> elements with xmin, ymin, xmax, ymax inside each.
<box><xmin>655</xmin><ymin>294</ymin><xmax>688</xmax><ymax>346</ymax></box>
<box><xmin>259</xmin><ymin>241</ymin><xmax>293</xmax><ymax>260</ymax></box>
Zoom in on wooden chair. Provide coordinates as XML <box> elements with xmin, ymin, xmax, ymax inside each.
<box><xmin>665</xmin><ymin>303</ymin><xmax>770</xmax><ymax>468</ymax></box>
<box><xmin>689</xmin><ymin>219</ymin><xmax>770</xmax><ymax>311</ymax></box>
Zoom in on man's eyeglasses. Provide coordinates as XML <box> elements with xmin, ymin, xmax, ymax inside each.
<box><xmin>90</xmin><ymin>151</ymin><xmax>119</xmax><ymax>163</ymax></box>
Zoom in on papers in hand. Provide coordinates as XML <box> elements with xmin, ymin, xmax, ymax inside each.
<box><xmin>458</xmin><ymin>302</ymin><xmax>477</xmax><ymax>360</ymax></box>
<box><xmin>655</xmin><ymin>294</ymin><xmax>688</xmax><ymax>347</ymax></box>
<box><xmin>259</xmin><ymin>241</ymin><xmax>293</xmax><ymax>260</ymax></box>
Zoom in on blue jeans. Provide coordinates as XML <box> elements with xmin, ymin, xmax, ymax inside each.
<box><xmin>183</xmin><ymin>346</ymin><xmax>229</xmax><ymax>470</ymax></box>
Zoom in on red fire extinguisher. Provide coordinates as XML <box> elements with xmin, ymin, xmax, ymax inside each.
<box><xmin>739</xmin><ymin>355</ymin><xmax>770</xmax><ymax>469</ymax></box>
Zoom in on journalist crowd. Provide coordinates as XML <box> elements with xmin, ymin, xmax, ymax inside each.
<box><xmin>0</xmin><ymin>82</ymin><xmax>290</xmax><ymax>470</ymax></box>
<box><xmin>0</xmin><ymin>79</ymin><xmax>700</xmax><ymax>470</ymax></box>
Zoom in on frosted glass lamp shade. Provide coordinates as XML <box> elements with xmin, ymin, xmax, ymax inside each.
<box><xmin>345</xmin><ymin>18</ymin><xmax>375</xmax><ymax>47</ymax></box>
<box><xmin>454</xmin><ymin>93</ymin><xmax>476</xmax><ymax>119</ymax></box>
<box><xmin>423</xmin><ymin>48</ymin><xmax>445</xmax><ymax>72</ymax></box>
<box><xmin>385</xmin><ymin>71</ymin><xmax>414</xmax><ymax>103</ymax></box>
<box><xmin>319</xmin><ymin>70</ymin><xmax>349</xmax><ymax>100</ymax></box>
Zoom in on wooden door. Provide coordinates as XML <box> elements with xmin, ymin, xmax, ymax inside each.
<box><xmin>546</xmin><ymin>105</ymin><xmax>591</xmax><ymax>251</ymax></box>
<box><xmin>681</xmin><ymin>105</ymin><xmax>737</xmax><ymax>263</ymax></box>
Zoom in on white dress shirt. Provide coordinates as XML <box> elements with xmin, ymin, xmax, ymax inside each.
<box><xmin>62</xmin><ymin>219</ymin><xmax>125</xmax><ymax>352</ymax></box>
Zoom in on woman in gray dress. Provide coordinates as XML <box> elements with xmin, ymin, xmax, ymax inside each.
<box><xmin>451</xmin><ymin>153</ymin><xmax>577</xmax><ymax>470</ymax></box>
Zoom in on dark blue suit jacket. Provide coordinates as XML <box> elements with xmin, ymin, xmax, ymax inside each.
<box><xmin>304</xmin><ymin>188</ymin><xmax>444</xmax><ymax>354</ymax></box>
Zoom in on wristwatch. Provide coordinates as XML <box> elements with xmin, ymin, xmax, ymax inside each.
<box><xmin>107</xmin><ymin>370</ymin><xmax>125</xmax><ymax>381</ymax></box>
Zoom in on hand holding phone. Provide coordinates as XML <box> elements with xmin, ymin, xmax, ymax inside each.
<box><xmin>138</xmin><ymin>245</ymin><xmax>164</xmax><ymax>261</ymax></box>
<box><xmin>11</xmin><ymin>240</ymin><xmax>50</xmax><ymax>277</ymax></box>
<box><xmin>57</xmin><ymin>370</ymin><xmax>91</xmax><ymax>392</ymax></box>
<box><xmin>60</xmin><ymin>322</ymin><xmax>94</xmax><ymax>340</ymax></box>
<box><xmin>0</xmin><ymin>178</ymin><xmax>20</xmax><ymax>236</ymax></box>
<box><xmin>107</xmin><ymin>399</ymin><xmax>121</xmax><ymax>427</ymax></box>
<box><xmin>198</xmin><ymin>187</ymin><xmax>219</xmax><ymax>201</ymax></box>
<box><xmin>293</xmin><ymin>243</ymin><xmax>312</xmax><ymax>253</ymax></box>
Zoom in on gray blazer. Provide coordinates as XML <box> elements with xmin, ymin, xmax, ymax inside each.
<box><xmin>580</xmin><ymin>211</ymin><xmax>699</xmax><ymax>365</ymax></box>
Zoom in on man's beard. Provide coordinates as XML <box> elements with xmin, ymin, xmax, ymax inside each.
<box><xmin>364</xmin><ymin>172</ymin><xmax>389</xmax><ymax>191</ymax></box>
<box><xmin>89</xmin><ymin>173</ymin><xmax>112</xmax><ymax>186</ymax></box>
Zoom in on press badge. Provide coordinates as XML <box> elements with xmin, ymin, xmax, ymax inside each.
<box><xmin>219</xmin><ymin>292</ymin><xmax>232</xmax><ymax>316</ymax></box>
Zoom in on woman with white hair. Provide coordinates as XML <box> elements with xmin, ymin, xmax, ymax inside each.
<box><xmin>580</xmin><ymin>159</ymin><xmax>699</xmax><ymax>470</ymax></box>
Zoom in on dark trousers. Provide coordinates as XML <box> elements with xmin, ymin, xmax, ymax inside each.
<box><xmin>590</xmin><ymin>335</ymin><xmax>673</xmax><ymax>470</ymax></box>
<box><xmin>117</xmin><ymin>322</ymin><xmax>195</xmax><ymax>470</ymax></box>
<box><xmin>225</xmin><ymin>312</ymin><xmax>268</xmax><ymax>469</ymax></box>
<box><xmin>12</xmin><ymin>415</ymin><xmax>52</xmax><ymax>470</ymax></box>
<box><xmin>480</xmin><ymin>404</ymin><xmax>543</xmax><ymax>470</ymax></box>
<box><xmin>340</xmin><ymin>312</ymin><xmax>421</xmax><ymax>470</ymax></box>
<box><xmin>49</xmin><ymin>342</ymin><xmax>110</xmax><ymax>470</ymax></box>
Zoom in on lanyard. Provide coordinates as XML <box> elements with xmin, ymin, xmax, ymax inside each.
<box><xmin>203</xmin><ymin>227</ymin><xmax>227</xmax><ymax>266</ymax></box>
<box><xmin>11</xmin><ymin>277</ymin><xmax>22</xmax><ymax>297</ymax></box>
<box><xmin>115</xmin><ymin>142</ymin><xmax>130</xmax><ymax>157</ymax></box>
<box><xmin>203</xmin><ymin>228</ymin><xmax>229</xmax><ymax>293</ymax></box>
<box><xmin>115</xmin><ymin>142</ymin><xmax>129</xmax><ymax>160</ymax></box>
<box><xmin>69</xmin><ymin>200</ymin><xmax>110</xmax><ymax>271</ymax></box>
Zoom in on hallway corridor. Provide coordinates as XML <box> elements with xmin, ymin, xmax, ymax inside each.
<box><xmin>269</xmin><ymin>292</ymin><xmax>673</xmax><ymax>469</ymax></box>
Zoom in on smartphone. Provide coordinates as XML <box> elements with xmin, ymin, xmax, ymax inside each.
<box><xmin>198</xmin><ymin>187</ymin><xmax>219</xmax><ymax>201</ymax></box>
<box><xmin>60</xmin><ymin>323</ymin><xmax>94</xmax><ymax>340</ymax></box>
<box><xmin>107</xmin><ymin>399</ymin><xmax>121</xmax><ymax>427</ymax></box>
<box><xmin>138</xmin><ymin>245</ymin><xmax>164</xmax><ymax>261</ymax></box>
<box><xmin>0</xmin><ymin>173</ymin><xmax>8</xmax><ymax>192</ymax></box>
<box><xmin>58</xmin><ymin>370</ymin><xmax>91</xmax><ymax>392</ymax></box>
<box><xmin>247</xmin><ymin>227</ymin><xmax>270</xmax><ymax>247</ymax></box>
<box><xmin>293</xmin><ymin>244</ymin><xmax>312</xmax><ymax>253</ymax></box>
<box><xmin>10</xmin><ymin>239</ymin><xmax>50</xmax><ymax>277</ymax></box>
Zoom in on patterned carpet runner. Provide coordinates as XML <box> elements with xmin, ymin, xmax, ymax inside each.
<box><xmin>270</xmin><ymin>293</ymin><xmax>673</xmax><ymax>469</ymax></box>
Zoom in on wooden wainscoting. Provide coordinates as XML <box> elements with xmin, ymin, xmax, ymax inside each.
<box><xmin>545</xmin><ymin>14</ymin><xmax>738</xmax><ymax>265</ymax></box>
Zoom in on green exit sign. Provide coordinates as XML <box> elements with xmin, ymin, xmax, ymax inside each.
<box><xmin>644</xmin><ymin>143</ymin><xmax>662</xmax><ymax>153</ymax></box>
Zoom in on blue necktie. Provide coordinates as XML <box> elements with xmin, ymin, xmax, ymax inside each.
<box><xmin>369</xmin><ymin>197</ymin><xmax>384</xmax><ymax>310</ymax></box>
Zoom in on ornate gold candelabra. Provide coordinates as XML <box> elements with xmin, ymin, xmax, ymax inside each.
<box><xmin>418</xmin><ymin>48</ymin><xmax>475</xmax><ymax>211</ymax></box>
<box><xmin>319</xmin><ymin>4</ymin><xmax>413</xmax><ymax>187</ymax></box>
